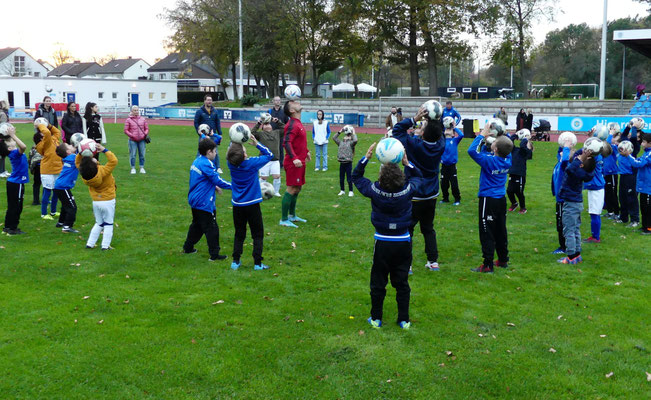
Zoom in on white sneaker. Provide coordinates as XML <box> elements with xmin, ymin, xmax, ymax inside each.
<box><xmin>130</xmin><ymin>168</ymin><xmax>136</xmax><ymax>174</ymax></box>
<box><xmin>274</xmin><ymin>192</ymin><xmax>282</xmax><ymax>197</ymax></box>
<box><xmin>217</xmin><ymin>168</ymin><xmax>223</xmax><ymax>174</ymax></box>
<box><xmin>348</xmin><ymin>191</ymin><xmax>354</xmax><ymax>197</ymax></box>
<box><xmin>139</xmin><ymin>167</ymin><xmax>146</xmax><ymax>174</ymax></box>
<box><xmin>426</xmin><ymin>261</ymin><xmax>440</xmax><ymax>271</ymax></box>
<box><xmin>315</xmin><ymin>168</ymin><xmax>320</xmax><ymax>171</ymax></box>
<box><xmin>338</xmin><ymin>190</ymin><xmax>345</xmax><ymax>196</ymax></box>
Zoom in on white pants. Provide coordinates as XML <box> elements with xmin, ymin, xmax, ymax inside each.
<box><xmin>587</xmin><ymin>189</ymin><xmax>605</xmax><ymax>215</ymax></box>
<box><xmin>87</xmin><ymin>199</ymin><xmax>116</xmax><ymax>249</ymax></box>
<box><xmin>41</xmin><ymin>174</ymin><xmax>60</xmax><ymax>190</ymax></box>
<box><xmin>259</xmin><ymin>160</ymin><xmax>280</xmax><ymax>177</ymax></box>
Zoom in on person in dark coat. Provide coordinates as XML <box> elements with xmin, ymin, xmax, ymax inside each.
<box><xmin>516</xmin><ymin>108</ymin><xmax>526</xmax><ymax>131</ymax></box>
<box><xmin>60</xmin><ymin>102</ymin><xmax>83</xmax><ymax>143</ymax></box>
<box><xmin>525</xmin><ymin>109</ymin><xmax>534</xmax><ymax>131</ymax></box>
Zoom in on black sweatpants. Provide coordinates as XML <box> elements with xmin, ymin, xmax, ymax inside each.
<box><xmin>604</xmin><ymin>174</ymin><xmax>619</xmax><ymax>214</ymax></box>
<box><xmin>232</xmin><ymin>203</ymin><xmax>264</xmax><ymax>265</ymax></box>
<box><xmin>478</xmin><ymin>196</ymin><xmax>508</xmax><ymax>266</ymax></box>
<box><xmin>339</xmin><ymin>162</ymin><xmax>353</xmax><ymax>191</ymax></box>
<box><xmin>619</xmin><ymin>174</ymin><xmax>639</xmax><ymax>223</ymax></box>
<box><xmin>507</xmin><ymin>174</ymin><xmax>526</xmax><ymax>209</ymax></box>
<box><xmin>54</xmin><ymin>188</ymin><xmax>77</xmax><ymax>228</ymax></box>
<box><xmin>5</xmin><ymin>182</ymin><xmax>25</xmax><ymax>230</ymax></box>
<box><xmin>440</xmin><ymin>163</ymin><xmax>460</xmax><ymax>202</ymax></box>
<box><xmin>32</xmin><ymin>163</ymin><xmax>41</xmax><ymax>204</ymax></box>
<box><xmin>640</xmin><ymin>193</ymin><xmax>651</xmax><ymax>231</ymax></box>
<box><xmin>409</xmin><ymin>198</ymin><xmax>438</xmax><ymax>262</ymax></box>
<box><xmin>556</xmin><ymin>201</ymin><xmax>566</xmax><ymax>251</ymax></box>
<box><xmin>183</xmin><ymin>208</ymin><xmax>222</xmax><ymax>258</ymax></box>
<box><xmin>370</xmin><ymin>240</ymin><xmax>412</xmax><ymax>323</ymax></box>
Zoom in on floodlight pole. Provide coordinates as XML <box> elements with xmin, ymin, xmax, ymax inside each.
<box><xmin>448</xmin><ymin>58</ymin><xmax>452</xmax><ymax>87</ymax></box>
<box><xmin>599</xmin><ymin>0</ymin><xmax>608</xmax><ymax>100</ymax></box>
<box><xmin>238</xmin><ymin>0</ymin><xmax>244</xmax><ymax>99</ymax></box>
<box><xmin>620</xmin><ymin>46</ymin><xmax>626</xmax><ymax>112</ymax></box>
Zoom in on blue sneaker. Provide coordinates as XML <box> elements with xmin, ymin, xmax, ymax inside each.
<box><xmin>230</xmin><ymin>261</ymin><xmax>241</xmax><ymax>270</ymax></box>
<box><xmin>289</xmin><ymin>215</ymin><xmax>307</xmax><ymax>223</ymax></box>
<box><xmin>452</xmin><ymin>201</ymin><xmax>460</xmax><ymax>206</ymax></box>
<box><xmin>551</xmin><ymin>247</ymin><xmax>566</xmax><ymax>255</ymax></box>
<box><xmin>279</xmin><ymin>219</ymin><xmax>298</xmax><ymax>228</ymax></box>
<box><xmin>399</xmin><ymin>321</ymin><xmax>411</xmax><ymax>330</ymax></box>
<box><xmin>254</xmin><ymin>263</ymin><xmax>269</xmax><ymax>270</ymax></box>
<box><xmin>408</xmin><ymin>266</ymin><xmax>413</xmax><ymax>275</ymax></box>
<box><xmin>367</xmin><ymin>317</ymin><xmax>382</xmax><ymax>329</ymax></box>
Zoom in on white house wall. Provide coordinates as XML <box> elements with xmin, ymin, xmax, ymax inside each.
<box><xmin>0</xmin><ymin>77</ymin><xmax>177</xmax><ymax>109</ymax></box>
<box><xmin>122</xmin><ymin>60</ymin><xmax>150</xmax><ymax>80</ymax></box>
<box><xmin>0</xmin><ymin>49</ymin><xmax>48</xmax><ymax>77</ymax></box>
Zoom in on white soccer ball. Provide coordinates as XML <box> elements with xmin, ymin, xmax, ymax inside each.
<box><xmin>632</xmin><ymin>117</ymin><xmax>645</xmax><ymax>129</ymax></box>
<box><xmin>198</xmin><ymin>124</ymin><xmax>211</xmax><ymax>135</ymax></box>
<box><xmin>375</xmin><ymin>137</ymin><xmax>405</xmax><ymax>164</ymax></box>
<box><xmin>70</xmin><ymin>132</ymin><xmax>86</xmax><ymax>147</ymax></box>
<box><xmin>229</xmin><ymin>122</ymin><xmax>251</xmax><ymax>144</ymax></box>
<box><xmin>342</xmin><ymin>125</ymin><xmax>355</xmax><ymax>135</ymax></box>
<box><xmin>34</xmin><ymin>117</ymin><xmax>49</xmax><ymax>127</ymax></box>
<box><xmin>487</xmin><ymin>118</ymin><xmax>506</xmax><ymax>137</ymax></box>
<box><xmin>442</xmin><ymin>116</ymin><xmax>455</xmax><ymax>129</ymax></box>
<box><xmin>557</xmin><ymin>131</ymin><xmax>577</xmax><ymax>147</ymax></box>
<box><xmin>259</xmin><ymin>112</ymin><xmax>272</xmax><ymax>124</ymax></box>
<box><xmin>618</xmin><ymin>140</ymin><xmax>633</xmax><ymax>154</ymax></box>
<box><xmin>422</xmin><ymin>100</ymin><xmax>443</xmax><ymax>120</ymax></box>
<box><xmin>284</xmin><ymin>84</ymin><xmax>301</xmax><ymax>100</ymax></box>
<box><xmin>583</xmin><ymin>137</ymin><xmax>603</xmax><ymax>156</ymax></box>
<box><xmin>0</xmin><ymin>122</ymin><xmax>13</xmax><ymax>138</ymax></box>
<box><xmin>592</xmin><ymin>124</ymin><xmax>609</xmax><ymax>140</ymax></box>
<box><xmin>260</xmin><ymin>181</ymin><xmax>275</xmax><ymax>200</ymax></box>
<box><xmin>607</xmin><ymin>122</ymin><xmax>620</xmax><ymax>134</ymax></box>
<box><xmin>516</xmin><ymin>129</ymin><xmax>531</xmax><ymax>140</ymax></box>
<box><xmin>78</xmin><ymin>138</ymin><xmax>98</xmax><ymax>157</ymax></box>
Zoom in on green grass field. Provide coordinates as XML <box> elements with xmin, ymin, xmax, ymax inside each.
<box><xmin>0</xmin><ymin>123</ymin><xmax>648</xmax><ymax>399</ymax></box>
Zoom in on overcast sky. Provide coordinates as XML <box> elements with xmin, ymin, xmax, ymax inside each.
<box><xmin>1</xmin><ymin>0</ymin><xmax>648</xmax><ymax>66</ymax></box>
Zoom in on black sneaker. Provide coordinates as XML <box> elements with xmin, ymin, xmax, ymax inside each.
<box><xmin>440</xmin><ymin>199</ymin><xmax>450</xmax><ymax>203</ymax></box>
<box><xmin>2</xmin><ymin>227</ymin><xmax>10</xmax><ymax>234</ymax></box>
<box><xmin>86</xmin><ymin>245</ymin><xmax>95</xmax><ymax>249</ymax></box>
<box><xmin>6</xmin><ymin>228</ymin><xmax>26</xmax><ymax>235</ymax></box>
<box><xmin>31</xmin><ymin>201</ymin><xmax>40</xmax><ymax>206</ymax></box>
<box><xmin>183</xmin><ymin>248</ymin><xmax>198</xmax><ymax>254</ymax></box>
<box><xmin>493</xmin><ymin>260</ymin><xmax>509</xmax><ymax>268</ymax></box>
<box><xmin>55</xmin><ymin>222</ymin><xmax>64</xmax><ymax>228</ymax></box>
<box><xmin>62</xmin><ymin>227</ymin><xmax>79</xmax><ymax>233</ymax></box>
<box><xmin>209</xmin><ymin>254</ymin><xmax>227</xmax><ymax>261</ymax></box>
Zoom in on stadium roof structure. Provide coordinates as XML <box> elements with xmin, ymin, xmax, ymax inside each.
<box><xmin>613</xmin><ymin>29</ymin><xmax>651</xmax><ymax>58</ymax></box>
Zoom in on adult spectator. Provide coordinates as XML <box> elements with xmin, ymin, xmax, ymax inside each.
<box><xmin>60</xmin><ymin>101</ymin><xmax>83</xmax><ymax>144</ymax></box>
<box><xmin>495</xmin><ymin>107</ymin><xmax>508</xmax><ymax>126</ymax></box>
<box><xmin>442</xmin><ymin>101</ymin><xmax>462</xmax><ymax>126</ymax></box>
<box><xmin>525</xmin><ymin>109</ymin><xmax>534</xmax><ymax>131</ymax></box>
<box><xmin>0</xmin><ymin>100</ymin><xmax>9</xmax><ymax>178</ymax></box>
<box><xmin>269</xmin><ymin>96</ymin><xmax>288</xmax><ymax>130</ymax></box>
<box><xmin>516</xmin><ymin>108</ymin><xmax>526</xmax><ymax>130</ymax></box>
<box><xmin>124</xmin><ymin>105</ymin><xmax>149</xmax><ymax>174</ymax></box>
<box><xmin>312</xmin><ymin>110</ymin><xmax>330</xmax><ymax>171</ymax></box>
<box><xmin>34</xmin><ymin>96</ymin><xmax>59</xmax><ymax>130</ymax></box>
<box><xmin>194</xmin><ymin>94</ymin><xmax>223</xmax><ymax>171</ymax></box>
<box><xmin>385</xmin><ymin>106</ymin><xmax>403</xmax><ymax>131</ymax></box>
<box><xmin>82</xmin><ymin>102</ymin><xmax>107</xmax><ymax>160</ymax></box>
<box><xmin>280</xmin><ymin>100</ymin><xmax>311</xmax><ymax>228</ymax></box>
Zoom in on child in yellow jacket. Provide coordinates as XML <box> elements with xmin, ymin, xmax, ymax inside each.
<box><xmin>76</xmin><ymin>144</ymin><xmax>118</xmax><ymax>250</ymax></box>
<box><xmin>35</xmin><ymin>122</ymin><xmax>62</xmax><ymax>219</ymax></box>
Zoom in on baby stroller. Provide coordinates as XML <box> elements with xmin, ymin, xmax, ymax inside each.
<box><xmin>532</xmin><ymin>119</ymin><xmax>551</xmax><ymax>141</ymax></box>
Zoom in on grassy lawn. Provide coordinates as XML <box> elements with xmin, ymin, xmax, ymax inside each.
<box><xmin>0</xmin><ymin>123</ymin><xmax>648</xmax><ymax>399</ymax></box>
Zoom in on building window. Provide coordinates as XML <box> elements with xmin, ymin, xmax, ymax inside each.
<box><xmin>112</xmin><ymin>92</ymin><xmax>118</xmax><ymax>99</ymax></box>
<box><xmin>170</xmin><ymin>73</ymin><xmax>178</xmax><ymax>79</ymax></box>
<box><xmin>149</xmin><ymin>92</ymin><xmax>154</xmax><ymax>100</ymax></box>
<box><xmin>149</xmin><ymin>74</ymin><xmax>154</xmax><ymax>80</ymax></box>
<box><xmin>14</xmin><ymin>56</ymin><xmax>25</xmax><ymax>76</ymax></box>
<box><xmin>34</xmin><ymin>72</ymin><xmax>40</xmax><ymax>77</ymax></box>
<box><xmin>98</xmin><ymin>92</ymin><xmax>104</xmax><ymax>99</ymax></box>
<box><xmin>161</xmin><ymin>92</ymin><xmax>166</xmax><ymax>100</ymax></box>
<box><xmin>159</xmin><ymin>73</ymin><xmax>165</xmax><ymax>80</ymax></box>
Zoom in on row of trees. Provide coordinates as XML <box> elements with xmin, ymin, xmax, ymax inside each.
<box><xmin>162</xmin><ymin>0</ymin><xmax>648</xmax><ymax>100</ymax></box>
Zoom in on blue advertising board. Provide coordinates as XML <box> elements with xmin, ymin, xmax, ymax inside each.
<box><xmin>140</xmin><ymin>107</ymin><xmax>364</xmax><ymax>126</ymax></box>
<box><xmin>557</xmin><ymin>116</ymin><xmax>640</xmax><ymax>132</ymax></box>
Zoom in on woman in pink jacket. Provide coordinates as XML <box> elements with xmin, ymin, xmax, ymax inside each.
<box><xmin>124</xmin><ymin>105</ymin><xmax>149</xmax><ymax>174</ymax></box>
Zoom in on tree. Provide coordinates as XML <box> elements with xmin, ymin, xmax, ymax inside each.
<box><xmin>92</xmin><ymin>53</ymin><xmax>120</xmax><ymax>65</ymax></box>
<box><xmin>52</xmin><ymin>45</ymin><xmax>73</xmax><ymax>67</ymax></box>
<box><xmin>499</xmin><ymin>0</ymin><xmax>555</xmax><ymax>97</ymax></box>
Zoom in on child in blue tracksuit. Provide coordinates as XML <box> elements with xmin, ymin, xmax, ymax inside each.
<box><xmin>582</xmin><ymin>147</ymin><xmax>606</xmax><ymax>243</ymax></box>
<box><xmin>626</xmin><ymin>132</ymin><xmax>651</xmax><ymax>234</ymax></box>
<box><xmin>557</xmin><ymin>151</ymin><xmax>596</xmax><ymax>264</ymax></box>
<box><xmin>53</xmin><ymin>143</ymin><xmax>80</xmax><ymax>233</ymax></box>
<box><xmin>0</xmin><ymin>125</ymin><xmax>28</xmax><ymax>235</ymax></box>
<box><xmin>551</xmin><ymin>141</ymin><xmax>574</xmax><ymax>254</ymax></box>
<box><xmin>507</xmin><ymin>134</ymin><xmax>533</xmax><ymax>213</ymax></box>
<box><xmin>616</xmin><ymin>141</ymin><xmax>640</xmax><ymax>226</ymax></box>
<box><xmin>467</xmin><ymin>126</ymin><xmax>513</xmax><ymax>273</ymax></box>
<box><xmin>602</xmin><ymin>133</ymin><xmax>620</xmax><ymax>219</ymax></box>
<box><xmin>440</xmin><ymin>124</ymin><xmax>464</xmax><ymax>204</ymax></box>
<box><xmin>183</xmin><ymin>138</ymin><xmax>232</xmax><ymax>261</ymax></box>
<box><xmin>392</xmin><ymin>108</ymin><xmax>445</xmax><ymax>272</ymax></box>
<box><xmin>226</xmin><ymin>136</ymin><xmax>273</xmax><ymax>270</ymax></box>
<box><xmin>353</xmin><ymin>143</ymin><xmax>423</xmax><ymax>329</ymax></box>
